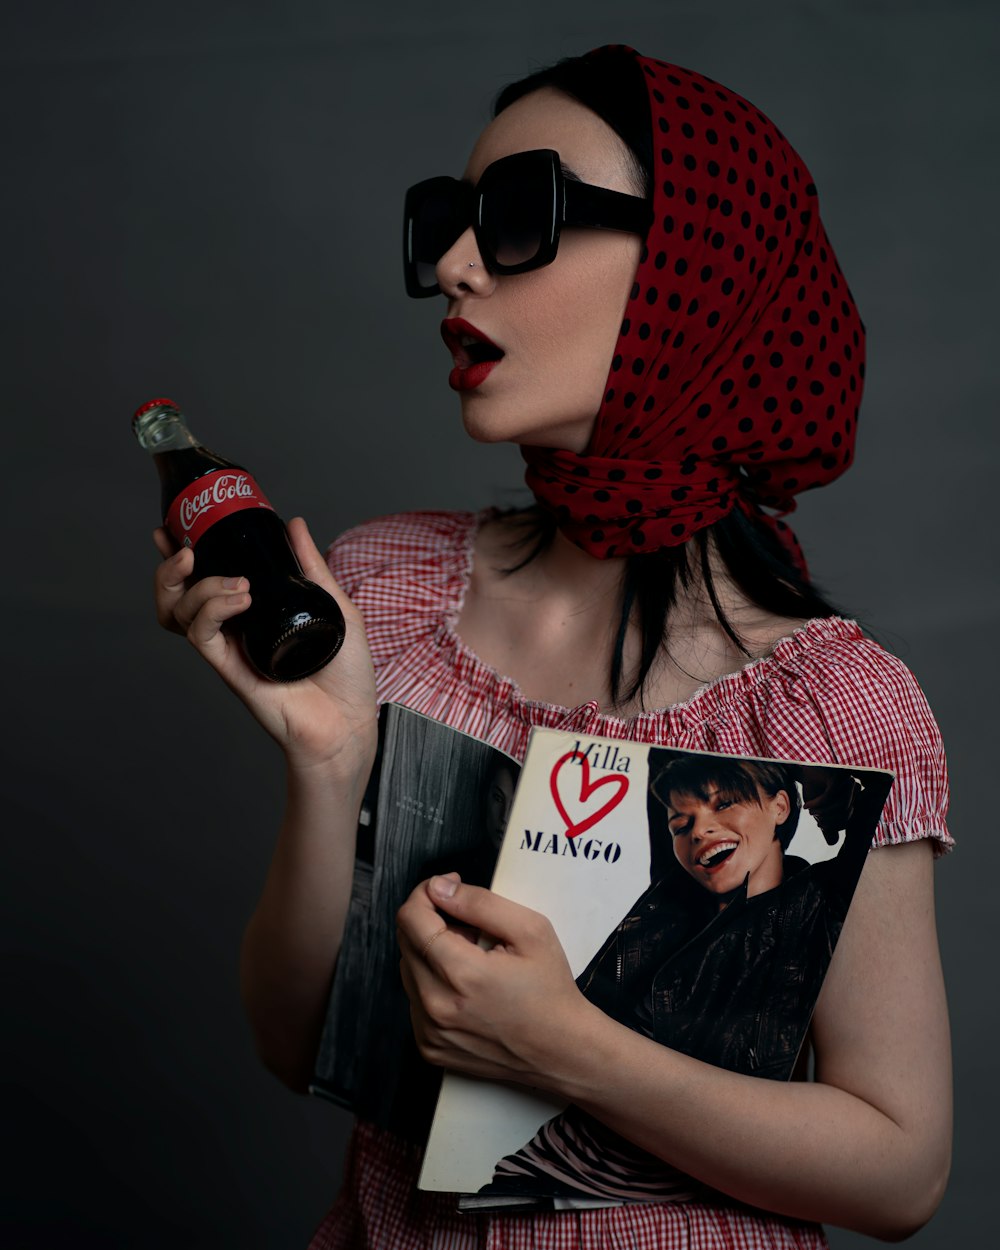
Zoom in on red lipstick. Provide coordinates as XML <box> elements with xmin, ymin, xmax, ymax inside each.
<box><xmin>440</xmin><ymin>318</ymin><xmax>505</xmax><ymax>392</ymax></box>
<box><xmin>694</xmin><ymin>839</ymin><xmax>740</xmax><ymax>874</ymax></box>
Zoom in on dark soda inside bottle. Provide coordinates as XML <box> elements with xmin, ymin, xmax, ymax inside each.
<box><xmin>133</xmin><ymin>398</ymin><xmax>346</xmax><ymax>681</ymax></box>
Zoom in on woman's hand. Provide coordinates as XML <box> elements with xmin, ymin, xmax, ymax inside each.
<box><xmin>800</xmin><ymin>767</ymin><xmax>860</xmax><ymax>844</ymax></box>
<box><xmin>153</xmin><ymin>515</ymin><xmax>378</xmax><ymax>1087</ymax></box>
<box><xmin>397</xmin><ymin>874</ymin><xmax>596</xmax><ymax>1086</ymax></box>
<box><xmin>153</xmin><ymin>515</ymin><xmax>377</xmax><ymax>772</ymax></box>
<box><xmin>401</xmin><ymin>846</ymin><xmax>950</xmax><ymax>1239</ymax></box>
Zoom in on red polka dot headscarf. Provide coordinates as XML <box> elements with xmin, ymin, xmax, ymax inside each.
<box><xmin>522</xmin><ymin>46</ymin><xmax>865</xmax><ymax>561</ymax></box>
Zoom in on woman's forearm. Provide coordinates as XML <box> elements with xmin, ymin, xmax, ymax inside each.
<box><xmin>240</xmin><ymin>747</ymin><xmax>374</xmax><ymax>1091</ymax></box>
<box><xmin>547</xmin><ymin>1006</ymin><xmax>947</xmax><ymax>1239</ymax></box>
<box><xmin>538</xmin><ymin>841</ymin><xmax>952</xmax><ymax>1239</ymax></box>
<box><xmin>401</xmin><ymin>843</ymin><xmax>951</xmax><ymax>1239</ymax></box>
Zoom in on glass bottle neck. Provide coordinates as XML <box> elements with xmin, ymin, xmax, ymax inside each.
<box><xmin>133</xmin><ymin>406</ymin><xmax>201</xmax><ymax>454</ymax></box>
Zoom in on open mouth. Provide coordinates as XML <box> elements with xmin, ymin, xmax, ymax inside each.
<box><xmin>441</xmin><ymin>318</ymin><xmax>506</xmax><ymax>392</ymax></box>
<box><xmin>698</xmin><ymin>841</ymin><xmax>739</xmax><ymax>869</ymax></box>
<box><xmin>458</xmin><ymin>335</ymin><xmax>505</xmax><ymax>366</ymax></box>
<box><xmin>441</xmin><ymin>318</ymin><xmax>506</xmax><ymax>369</ymax></box>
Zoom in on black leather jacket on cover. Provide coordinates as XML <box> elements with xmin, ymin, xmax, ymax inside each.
<box><xmin>577</xmin><ymin>854</ymin><xmax>855</xmax><ymax>1081</ymax></box>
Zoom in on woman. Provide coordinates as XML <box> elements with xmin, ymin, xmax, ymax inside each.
<box><xmin>655</xmin><ymin>757</ymin><xmax>801</xmax><ymax>902</ymax></box>
<box><xmin>153</xmin><ymin>45</ymin><xmax>952</xmax><ymax>1249</ymax></box>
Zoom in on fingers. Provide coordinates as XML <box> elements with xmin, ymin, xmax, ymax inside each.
<box><xmin>423</xmin><ymin>874</ymin><xmax>553</xmax><ymax>953</ymax></box>
<box><xmin>397</xmin><ymin>874</ymin><xmax>580</xmax><ymax>1083</ymax></box>
<box><xmin>418</xmin><ymin>925</ymin><xmax>452</xmax><ymax>962</ymax></box>
<box><xmin>149</xmin><ymin>517</ymin><xmax>375</xmax><ymax>722</ymax></box>
<box><xmin>183</xmin><ymin>577</ymin><xmax>252</xmax><ymax>655</ymax></box>
<box><xmin>396</xmin><ymin>874</ymin><xmax>462</xmax><ymax>955</ymax></box>
<box><xmin>397</xmin><ymin>950</ymin><xmax>452</xmax><ymax>1069</ymax></box>
<box><xmin>154</xmin><ymin>517</ymin><xmax>344</xmax><ymax>644</ymax></box>
<box><xmin>153</xmin><ymin>543</ymin><xmax>196</xmax><ymax>634</ymax></box>
<box><xmin>396</xmin><ymin>875</ymin><xmax>481</xmax><ymax>986</ymax></box>
<box><xmin>152</xmin><ymin>540</ymin><xmax>251</xmax><ymax>653</ymax></box>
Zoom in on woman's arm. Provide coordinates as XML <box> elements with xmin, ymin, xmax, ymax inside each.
<box><xmin>153</xmin><ymin>517</ymin><xmax>379</xmax><ymax>1090</ymax></box>
<box><xmin>239</xmin><ymin>748</ymin><xmax>373</xmax><ymax>1091</ymax></box>
<box><xmin>397</xmin><ymin>839</ymin><xmax>951</xmax><ymax>1239</ymax></box>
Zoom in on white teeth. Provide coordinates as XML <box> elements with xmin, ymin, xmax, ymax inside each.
<box><xmin>699</xmin><ymin>841</ymin><xmax>738</xmax><ymax>866</ymax></box>
<box><xmin>460</xmin><ymin>334</ymin><xmax>479</xmax><ymax>347</ymax></box>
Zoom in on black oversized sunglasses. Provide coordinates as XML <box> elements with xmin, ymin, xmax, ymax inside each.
<box><xmin>403</xmin><ymin>148</ymin><xmax>652</xmax><ymax>298</ymax></box>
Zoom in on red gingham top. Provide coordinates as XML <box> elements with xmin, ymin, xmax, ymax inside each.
<box><xmin>310</xmin><ymin>510</ymin><xmax>951</xmax><ymax>1250</ymax></box>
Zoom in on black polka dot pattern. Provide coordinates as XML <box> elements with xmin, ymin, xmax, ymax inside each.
<box><xmin>523</xmin><ymin>45</ymin><xmax>865</xmax><ymax>562</ymax></box>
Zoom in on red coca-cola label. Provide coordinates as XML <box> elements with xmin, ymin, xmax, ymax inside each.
<box><xmin>166</xmin><ymin>469</ymin><xmax>274</xmax><ymax>547</ymax></box>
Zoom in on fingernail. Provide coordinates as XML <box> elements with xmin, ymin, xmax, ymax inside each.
<box><xmin>223</xmin><ymin>577</ymin><xmax>244</xmax><ymax>590</ymax></box>
<box><xmin>430</xmin><ymin>875</ymin><xmax>457</xmax><ymax>899</ymax></box>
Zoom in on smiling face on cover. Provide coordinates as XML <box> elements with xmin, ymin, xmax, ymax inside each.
<box><xmin>667</xmin><ymin>782</ymin><xmax>790</xmax><ymax>900</ymax></box>
<box><xmin>434</xmin><ymin>87</ymin><xmax>644</xmax><ymax>454</ymax></box>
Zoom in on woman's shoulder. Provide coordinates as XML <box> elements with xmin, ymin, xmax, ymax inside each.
<box><xmin>324</xmin><ymin>510</ymin><xmax>486</xmax><ymax>667</ymax></box>
<box><xmin>766</xmin><ymin>619</ymin><xmax>943</xmax><ymax>757</ymax></box>
<box><xmin>327</xmin><ymin>509</ymin><xmax>478</xmax><ymax>567</ymax></box>
<box><xmin>325</xmin><ymin>509</ymin><xmax>480</xmax><ymax>595</ymax></box>
<box><xmin>755</xmin><ymin>620</ymin><xmax>952</xmax><ymax>853</ymax></box>
<box><xmin>671</xmin><ymin>617</ymin><xmax>937</xmax><ymax>736</ymax></box>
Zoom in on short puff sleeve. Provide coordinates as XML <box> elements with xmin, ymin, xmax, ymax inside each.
<box><xmin>760</xmin><ymin>633</ymin><xmax>952</xmax><ymax>853</ymax></box>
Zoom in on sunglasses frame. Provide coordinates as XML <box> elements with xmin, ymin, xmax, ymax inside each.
<box><xmin>403</xmin><ymin>148</ymin><xmax>652</xmax><ymax>298</ymax></box>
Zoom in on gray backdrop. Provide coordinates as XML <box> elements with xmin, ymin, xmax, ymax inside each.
<box><xmin>4</xmin><ymin>0</ymin><xmax>995</xmax><ymax>1246</ymax></box>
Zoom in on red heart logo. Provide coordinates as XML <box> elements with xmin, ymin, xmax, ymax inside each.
<box><xmin>549</xmin><ymin>750</ymin><xmax>629</xmax><ymax>839</ymax></box>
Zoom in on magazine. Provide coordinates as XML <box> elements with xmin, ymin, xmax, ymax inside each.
<box><xmin>417</xmin><ymin>727</ymin><xmax>892</xmax><ymax>1209</ymax></box>
<box><xmin>309</xmin><ymin>702</ymin><xmax>519</xmax><ymax>1139</ymax></box>
<box><xmin>309</xmin><ymin>705</ymin><xmax>892</xmax><ymax>1209</ymax></box>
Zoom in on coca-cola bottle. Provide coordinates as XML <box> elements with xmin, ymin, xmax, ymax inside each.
<box><xmin>133</xmin><ymin>397</ymin><xmax>345</xmax><ymax>681</ymax></box>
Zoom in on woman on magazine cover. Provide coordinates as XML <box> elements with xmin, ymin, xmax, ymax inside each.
<box><xmin>152</xmin><ymin>44</ymin><xmax>952</xmax><ymax>1249</ymax></box>
<box><xmin>478</xmin><ymin>758</ymin><xmax>876</xmax><ymax>1204</ymax></box>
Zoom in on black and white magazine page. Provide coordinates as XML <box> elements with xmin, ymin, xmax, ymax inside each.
<box><xmin>310</xmin><ymin>703</ymin><xmax>520</xmax><ymax>1139</ymax></box>
<box><xmin>418</xmin><ymin>727</ymin><xmax>892</xmax><ymax>1208</ymax></box>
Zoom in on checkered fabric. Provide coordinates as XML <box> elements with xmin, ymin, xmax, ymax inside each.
<box><xmin>308</xmin><ymin>510</ymin><xmax>951</xmax><ymax>1250</ymax></box>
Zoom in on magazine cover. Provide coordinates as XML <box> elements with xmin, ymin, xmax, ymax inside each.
<box><xmin>309</xmin><ymin>702</ymin><xmax>520</xmax><ymax>1138</ymax></box>
<box><xmin>418</xmin><ymin>728</ymin><xmax>893</xmax><ymax>1209</ymax></box>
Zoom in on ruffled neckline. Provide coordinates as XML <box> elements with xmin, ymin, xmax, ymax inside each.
<box><xmin>430</xmin><ymin>509</ymin><xmax>864</xmax><ymax>734</ymax></box>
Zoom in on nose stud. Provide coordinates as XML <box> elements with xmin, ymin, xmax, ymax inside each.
<box><xmin>468</xmin><ymin>261</ymin><xmax>476</xmax><ymax>268</ymax></box>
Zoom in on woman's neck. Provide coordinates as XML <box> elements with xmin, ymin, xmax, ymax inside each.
<box><xmin>457</xmin><ymin>511</ymin><xmax>810</xmax><ymax>714</ymax></box>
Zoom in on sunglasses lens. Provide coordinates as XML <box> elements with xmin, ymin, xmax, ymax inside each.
<box><xmin>480</xmin><ymin>164</ymin><xmax>554</xmax><ymax>269</ymax></box>
<box><xmin>404</xmin><ymin>154</ymin><xmax>560</xmax><ymax>295</ymax></box>
<box><xmin>407</xmin><ymin>180</ymin><xmax>466</xmax><ymax>290</ymax></box>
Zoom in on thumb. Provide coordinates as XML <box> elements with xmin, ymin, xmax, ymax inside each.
<box><xmin>427</xmin><ymin>875</ymin><xmax>552</xmax><ymax>952</ymax></box>
<box><xmin>287</xmin><ymin>516</ymin><xmax>352</xmax><ymax>604</ymax></box>
<box><xmin>287</xmin><ymin>515</ymin><xmax>329</xmax><ymax>580</ymax></box>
